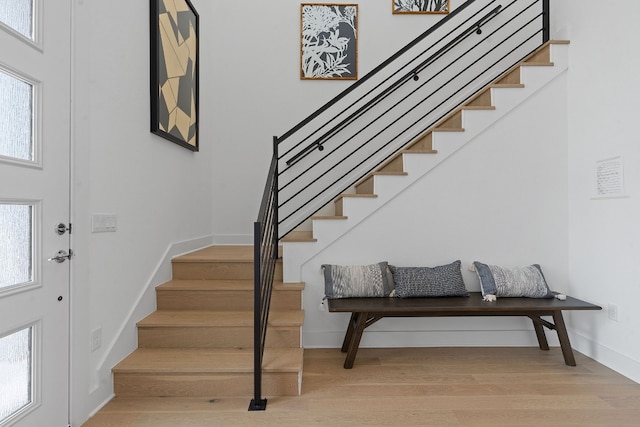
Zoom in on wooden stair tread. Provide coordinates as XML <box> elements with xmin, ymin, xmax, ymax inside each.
<box><xmin>461</xmin><ymin>105</ymin><xmax>496</xmax><ymax>110</ymax></box>
<box><xmin>433</xmin><ymin>127</ymin><xmax>464</xmax><ymax>132</ymax></box>
<box><xmin>113</xmin><ymin>348</ymin><xmax>303</xmax><ymax>374</ymax></box>
<box><xmin>311</xmin><ymin>215</ymin><xmax>348</xmax><ymax>220</ymax></box>
<box><xmin>138</xmin><ymin>310</ymin><xmax>304</xmax><ymax>327</ymax></box>
<box><xmin>522</xmin><ymin>61</ymin><xmax>554</xmax><ymax>66</ymax></box>
<box><xmin>280</xmin><ymin>230</ymin><xmax>316</xmax><ymax>242</ymax></box>
<box><xmin>336</xmin><ymin>193</ymin><xmax>377</xmax><ymax>199</ymax></box>
<box><xmin>401</xmin><ymin>149</ymin><xmax>437</xmax><ymax>154</ymax></box>
<box><xmin>490</xmin><ymin>83</ymin><xmax>525</xmax><ymax>88</ymax></box>
<box><xmin>156</xmin><ymin>279</ymin><xmax>304</xmax><ymax>292</ymax></box>
<box><xmin>371</xmin><ymin>171</ymin><xmax>408</xmax><ymax>176</ymax></box>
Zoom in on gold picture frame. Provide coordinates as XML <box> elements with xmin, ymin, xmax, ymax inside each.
<box><xmin>393</xmin><ymin>0</ymin><xmax>450</xmax><ymax>14</ymax></box>
<box><xmin>150</xmin><ymin>0</ymin><xmax>199</xmax><ymax>151</ymax></box>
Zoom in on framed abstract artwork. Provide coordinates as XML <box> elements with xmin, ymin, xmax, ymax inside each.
<box><xmin>150</xmin><ymin>0</ymin><xmax>199</xmax><ymax>151</ymax></box>
<box><xmin>301</xmin><ymin>4</ymin><xmax>358</xmax><ymax>80</ymax></box>
<box><xmin>393</xmin><ymin>0</ymin><xmax>450</xmax><ymax>14</ymax></box>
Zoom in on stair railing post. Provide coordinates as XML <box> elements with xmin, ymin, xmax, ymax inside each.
<box><xmin>273</xmin><ymin>136</ymin><xmax>279</xmax><ymax>251</ymax></box>
<box><xmin>249</xmin><ymin>221</ymin><xmax>267</xmax><ymax>411</ymax></box>
<box><xmin>542</xmin><ymin>0</ymin><xmax>550</xmax><ymax>42</ymax></box>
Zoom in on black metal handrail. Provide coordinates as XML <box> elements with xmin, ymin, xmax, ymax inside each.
<box><xmin>253</xmin><ymin>0</ymin><xmax>550</xmax><ymax>410</ymax></box>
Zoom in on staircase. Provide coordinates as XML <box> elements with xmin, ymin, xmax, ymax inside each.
<box><xmin>281</xmin><ymin>41</ymin><xmax>569</xmax><ymax>282</ymax></box>
<box><xmin>112</xmin><ymin>246</ymin><xmax>304</xmax><ymax>399</ymax></box>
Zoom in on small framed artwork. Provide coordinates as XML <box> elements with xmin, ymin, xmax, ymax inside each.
<box><xmin>150</xmin><ymin>0</ymin><xmax>199</xmax><ymax>151</ymax></box>
<box><xmin>393</xmin><ymin>0</ymin><xmax>450</xmax><ymax>14</ymax></box>
<box><xmin>301</xmin><ymin>4</ymin><xmax>358</xmax><ymax>80</ymax></box>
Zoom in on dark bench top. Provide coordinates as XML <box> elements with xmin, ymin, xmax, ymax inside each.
<box><xmin>327</xmin><ymin>292</ymin><xmax>601</xmax><ymax>369</ymax></box>
<box><xmin>327</xmin><ymin>292</ymin><xmax>601</xmax><ymax>315</ymax></box>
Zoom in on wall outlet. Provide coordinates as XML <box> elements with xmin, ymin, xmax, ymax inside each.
<box><xmin>91</xmin><ymin>327</ymin><xmax>102</xmax><ymax>352</ymax></box>
<box><xmin>608</xmin><ymin>304</ymin><xmax>619</xmax><ymax>322</ymax></box>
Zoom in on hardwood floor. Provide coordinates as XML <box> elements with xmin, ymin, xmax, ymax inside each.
<box><xmin>83</xmin><ymin>347</ymin><xmax>640</xmax><ymax>426</ymax></box>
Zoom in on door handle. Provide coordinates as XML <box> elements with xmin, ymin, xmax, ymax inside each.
<box><xmin>48</xmin><ymin>249</ymin><xmax>74</xmax><ymax>263</ymax></box>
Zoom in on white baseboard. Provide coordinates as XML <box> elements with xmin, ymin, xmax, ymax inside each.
<box><xmin>570</xmin><ymin>329</ymin><xmax>640</xmax><ymax>384</ymax></box>
<box><xmin>213</xmin><ymin>233</ymin><xmax>253</xmax><ymax>245</ymax></box>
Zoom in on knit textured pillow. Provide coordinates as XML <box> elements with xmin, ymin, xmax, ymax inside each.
<box><xmin>389</xmin><ymin>260</ymin><xmax>468</xmax><ymax>298</ymax></box>
<box><xmin>473</xmin><ymin>262</ymin><xmax>554</xmax><ymax>298</ymax></box>
<box><xmin>322</xmin><ymin>262</ymin><xmax>394</xmax><ymax>299</ymax></box>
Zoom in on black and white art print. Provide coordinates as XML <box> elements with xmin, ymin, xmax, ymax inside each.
<box><xmin>393</xmin><ymin>0</ymin><xmax>450</xmax><ymax>14</ymax></box>
<box><xmin>301</xmin><ymin>4</ymin><xmax>358</xmax><ymax>80</ymax></box>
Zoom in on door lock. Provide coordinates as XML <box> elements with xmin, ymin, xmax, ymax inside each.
<box><xmin>55</xmin><ymin>222</ymin><xmax>71</xmax><ymax>235</ymax></box>
<box><xmin>48</xmin><ymin>249</ymin><xmax>74</xmax><ymax>263</ymax></box>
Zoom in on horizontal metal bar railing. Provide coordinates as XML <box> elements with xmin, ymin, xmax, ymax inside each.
<box><xmin>276</xmin><ymin>0</ymin><xmax>549</xmax><ymax>238</ymax></box>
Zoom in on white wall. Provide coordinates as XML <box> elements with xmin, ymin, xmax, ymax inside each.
<box><xmin>206</xmin><ymin>0</ymin><xmax>469</xmax><ymax>243</ymax></box>
<box><xmin>552</xmin><ymin>0</ymin><xmax>640</xmax><ymax>383</ymax></box>
<box><xmin>71</xmin><ymin>0</ymin><xmax>215</xmax><ymax>424</ymax></box>
<box><xmin>301</xmin><ymin>74</ymin><xmax>570</xmax><ymax>348</ymax></box>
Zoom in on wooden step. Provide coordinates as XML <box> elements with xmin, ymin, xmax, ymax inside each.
<box><xmin>113</xmin><ymin>348</ymin><xmax>303</xmax><ymax>397</ymax></box>
<box><xmin>280</xmin><ymin>230</ymin><xmax>316</xmax><ymax>243</ymax></box>
<box><xmin>434</xmin><ymin>110</ymin><xmax>463</xmax><ymax>131</ymax></box>
<box><xmin>355</xmin><ymin>175</ymin><xmax>374</xmax><ymax>194</ymax></box>
<box><xmin>156</xmin><ymin>279</ymin><xmax>304</xmax><ymax>311</ymax></box>
<box><xmin>310</xmin><ymin>215</ymin><xmax>347</xmax><ymax>221</ymax></box>
<box><xmin>334</xmin><ymin>193</ymin><xmax>377</xmax><ymax>217</ymax></box>
<box><xmin>406</xmin><ymin>131</ymin><xmax>435</xmax><ymax>152</ymax></box>
<box><xmin>171</xmin><ymin>246</ymin><xmax>282</xmax><ymax>280</ymax></box>
<box><xmin>137</xmin><ymin>310</ymin><xmax>304</xmax><ymax>348</ymax></box>
<box><xmin>523</xmin><ymin>43</ymin><xmax>550</xmax><ymax>63</ymax></box>
<box><xmin>463</xmin><ymin>89</ymin><xmax>493</xmax><ymax>109</ymax></box>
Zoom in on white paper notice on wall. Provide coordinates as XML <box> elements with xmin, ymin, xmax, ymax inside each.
<box><xmin>593</xmin><ymin>156</ymin><xmax>627</xmax><ymax>199</ymax></box>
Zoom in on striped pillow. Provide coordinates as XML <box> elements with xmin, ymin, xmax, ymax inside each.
<box><xmin>473</xmin><ymin>262</ymin><xmax>554</xmax><ymax>298</ymax></box>
<box><xmin>322</xmin><ymin>262</ymin><xmax>394</xmax><ymax>299</ymax></box>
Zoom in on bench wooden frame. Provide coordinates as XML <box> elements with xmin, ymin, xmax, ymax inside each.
<box><xmin>328</xmin><ymin>292</ymin><xmax>601</xmax><ymax>369</ymax></box>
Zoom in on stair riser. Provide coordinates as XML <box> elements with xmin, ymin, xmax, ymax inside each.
<box><xmin>156</xmin><ymin>289</ymin><xmax>302</xmax><ymax>311</ymax></box>
<box><xmin>172</xmin><ymin>262</ymin><xmax>283</xmax><ymax>280</ymax></box>
<box><xmin>137</xmin><ymin>326</ymin><xmax>301</xmax><ymax>348</ymax></box>
<box><xmin>113</xmin><ymin>372</ymin><xmax>300</xmax><ymax>397</ymax></box>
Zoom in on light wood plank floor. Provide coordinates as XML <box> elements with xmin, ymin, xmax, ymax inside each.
<box><xmin>83</xmin><ymin>347</ymin><xmax>640</xmax><ymax>427</ymax></box>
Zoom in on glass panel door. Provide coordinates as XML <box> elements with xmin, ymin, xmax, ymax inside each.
<box><xmin>0</xmin><ymin>203</ymin><xmax>34</xmax><ymax>291</ymax></box>
<box><xmin>0</xmin><ymin>326</ymin><xmax>33</xmax><ymax>424</ymax></box>
<box><xmin>0</xmin><ymin>69</ymin><xmax>34</xmax><ymax>162</ymax></box>
<box><xmin>0</xmin><ymin>0</ymin><xmax>34</xmax><ymax>40</ymax></box>
<box><xmin>0</xmin><ymin>0</ymin><xmax>71</xmax><ymax>425</ymax></box>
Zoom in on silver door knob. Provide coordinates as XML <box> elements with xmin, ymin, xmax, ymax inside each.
<box><xmin>48</xmin><ymin>250</ymin><xmax>73</xmax><ymax>263</ymax></box>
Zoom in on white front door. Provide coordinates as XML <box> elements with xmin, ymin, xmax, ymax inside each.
<box><xmin>0</xmin><ymin>1</ymin><xmax>71</xmax><ymax>426</ymax></box>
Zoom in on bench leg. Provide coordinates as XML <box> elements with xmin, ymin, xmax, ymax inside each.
<box><xmin>552</xmin><ymin>311</ymin><xmax>576</xmax><ymax>367</ymax></box>
<box><xmin>341</xmin><ymin>313</ymin><xmax>358</xmax><ymax>353</ymax></box>
<box><xmin>529</xmin><ymin>316</ymin><xmax>550</xmax><ymax>351</ymax></box>
<box><xmin>343</xmin><ymin>312</ymin><xmax>369</xmax><ymax>369</ymax></box>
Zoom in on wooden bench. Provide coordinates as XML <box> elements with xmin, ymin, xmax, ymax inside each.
<box><xmin>328</xmin><ymin>292</ymin><xmax>601</xmax><ymax>369</ymax></box>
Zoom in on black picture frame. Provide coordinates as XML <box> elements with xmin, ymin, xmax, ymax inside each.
<box><xmin>150</xmin><ymin>0</ymin><xmax>199</xmax><ymax>151</ymax></box>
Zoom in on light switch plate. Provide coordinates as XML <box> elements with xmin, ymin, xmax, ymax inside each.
<box><xmin>92</xmin><ymin>213</ymin><xmax>117</xmax><ymax>232</ymax></box>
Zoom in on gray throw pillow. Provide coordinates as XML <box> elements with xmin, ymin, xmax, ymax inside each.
<box><xmin>322</xmin><ymin>262</ymin><xmax>395</xmax><ymax>299</ymax></box>
<box><xmin>473</xmin><ymin>261</ymin><xmax>554</xmax><ymax>298</ymax></box>
<box><xmin>390</xmin><ymin>260</ymin><xmax>468</xmax><ymax>298</ymax></box>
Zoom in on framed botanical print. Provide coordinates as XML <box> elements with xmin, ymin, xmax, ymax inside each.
<box><xmin>393</xmin><ymin>0</ymin><xmax>450</xmax><ymax>14</ymax></box>
<box><xmin>301</xmin><ymin>4</ymin><xmax>358</xmax><ymax>80</ymax></box>
<box><xmin>150</xmin><ymin>0</ymin><xmax>199</xmax><ymax>151</ymax></box>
